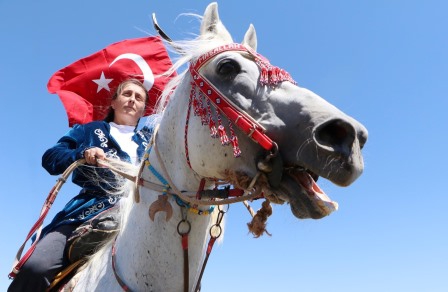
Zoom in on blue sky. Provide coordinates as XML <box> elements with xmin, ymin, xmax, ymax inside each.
<box><xmin>1</xmin><ymin>0</ymin><xmax>447</xmax><ymax>291</ymax></box>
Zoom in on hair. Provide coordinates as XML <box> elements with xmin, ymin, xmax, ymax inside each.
<box><xmin>154</xmin><ymin>19</ymin><xmax>233</xmax><ymax>114</ymax></box>
<box><xmin>103</xmin><ymin>78</ymin><xmax>149</xmax><ymax>123</ymax></box>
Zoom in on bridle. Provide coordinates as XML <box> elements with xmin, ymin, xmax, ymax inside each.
<box><xmin>187</xmin><ymin>43</ymin><xmax>295</xmax><ymax>160</ymax></box>
<box><xmin>95</xmin><ymin>44</ymin><xmax>295</xmax><ymax>292</ymax></box>
<box><xmin>190</xmin><ymin>44</ymin><xmax>275</xmax><ymax>152</ymax></box>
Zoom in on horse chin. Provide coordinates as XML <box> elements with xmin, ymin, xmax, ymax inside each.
<box><xmin>272</xmin><ymin>168</ymin><xmax>339</xmax><ymax>219</ymax></box>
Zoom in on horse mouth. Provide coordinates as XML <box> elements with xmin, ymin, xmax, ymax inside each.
<box><xmin>224</xmin><ymin>165</ymin><xmax>338</xmax><ymax>219</ymax></box>
<box><xmin>272</xmin><ymin>167</ymin><xmax>338</xmax><ymax>219</ymax></box>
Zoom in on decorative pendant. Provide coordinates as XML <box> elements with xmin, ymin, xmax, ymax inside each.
<box><xmin>148</xmin><ymin>195</ymin><xmax>173</xmax><ymax>221</ymax></box>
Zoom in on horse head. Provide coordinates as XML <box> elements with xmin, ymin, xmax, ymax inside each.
<box><xmin>156</xmin><ymin>2</ymin><xmax>368</xmax><ymax>221</ymax></box>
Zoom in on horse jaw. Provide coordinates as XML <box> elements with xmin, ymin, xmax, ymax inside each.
<box><xmin>200</xmin><ymin>2</ymin><xmax>233</xmax><ymax>42</ymax></box>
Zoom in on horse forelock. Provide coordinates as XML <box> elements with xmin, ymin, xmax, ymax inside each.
<box><xmin>155</xmin><ymin>33</ymin><xmax>235</xmax><ymax>114</ymax></box>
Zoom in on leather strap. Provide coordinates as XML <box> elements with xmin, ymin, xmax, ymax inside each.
<box><xmin>9</xmin><ymin>159</ymin><xmax>86</xmax><ymax>279</ymax></box>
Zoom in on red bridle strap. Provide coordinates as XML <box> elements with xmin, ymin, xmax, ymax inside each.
<box><xmin>189</xmin><ymin>43</ymin><xmax>274</xmax><ymax>151</ymax></box>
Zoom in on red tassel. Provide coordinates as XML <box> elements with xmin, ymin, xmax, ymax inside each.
<box><xmin>192</xmin><ymin>91</ymin><xmax>208</xmax><ymax>125</ymax></box>
<box><xmin>218</xmin><ymin>125</ymin><xmax>230</xmax><ymax>145</ymax></box>
<box><xmin>199</xmin><ymin>106</ymin><xmax>207</xmax><ymax>125</ymax></box>
<box><xmin>231</xmin><ymin>135</ymin><xmax>241</xmax><ymax>157</ymax></box>
<box><xmin>256</xmin><ymin>56</ymin><xmax>296</xmax><ymax>86</ymax></box>
<box><xmin>209</xmin><ymin>118</ymin><xmax>218</xmax><ymax>138</ymax></box>
<box><xmin>260</xmin><ymin>67</ymin><xmax>269</xmax><ymax>85</ymax></box>
<box><xmin>228</xmin><ymin>121</ymin><xmax>242</xmax><ymax>157</ymax></box>
<box><xmin>190</xmin><ymin>83</ymin><xmax>199</xmax><ymax>115</ymax></box>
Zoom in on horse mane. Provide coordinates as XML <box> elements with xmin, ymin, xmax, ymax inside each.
<box><xmin>154</xmin><ymin>15</ymin><xmax>234</xmax><ymax>114</ymax></box>
<box><xmin>73</xmin><ymin>164</ymin><xmax>139</xmax><ymax>282</ymax></box>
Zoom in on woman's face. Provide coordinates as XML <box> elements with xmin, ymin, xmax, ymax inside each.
<box><xmin>111</xmin><ymin>82</ymin><xmax>147</xmax><ymax>126</ymax></box>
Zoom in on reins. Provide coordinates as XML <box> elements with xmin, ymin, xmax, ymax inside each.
<box><xmin>98</xmin><ymin>139</ymin><xmax>262</xmax><ymax>206</ymax></box>
<box><xmin>9</xmin><ymin>146</ymin><xmax>262</xmax><ymax>289</ymax></box>
<box><xmin>9</xmin><ymin>159</ymin><xmax>86</xmax><ymax>279</ymax></box>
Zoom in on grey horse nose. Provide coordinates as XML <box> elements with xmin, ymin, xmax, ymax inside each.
<box><xmin>314</xmin><ymin>119</ymin><xmax>357</xmax><ymax>156</ymax></box>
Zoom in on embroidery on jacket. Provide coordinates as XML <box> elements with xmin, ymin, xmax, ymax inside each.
<box><xmin>94</xmin><ymin>129</ymin><xmax>108</xmax><ymax>147</ymax></box>
<box><xmin>77</xmin><ymin>196</ymin><xmax>118</xmax><ymax>220</ymax></box>
<box><xmin>106</xmin><ymin>149</ymin><xmax>119</xmax><ymax>160</ymax></box>
<box><xmin>78</xmin><ymin>201</ymin><xmax>106</xmax><ymax>220</ymax></box>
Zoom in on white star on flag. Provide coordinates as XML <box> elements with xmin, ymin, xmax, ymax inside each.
<box><xmin>92</xmin><ymin>71</ymin><xmax>113</xmax><ymax>93</ymax></box>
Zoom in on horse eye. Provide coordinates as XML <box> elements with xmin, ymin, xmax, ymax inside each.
<box><xmin>216</xmin><ymin>59</ymin><xmax>240</xmax><ymax>76</ymax></box>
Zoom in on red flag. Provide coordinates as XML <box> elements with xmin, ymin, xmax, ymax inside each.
<box><xmin>47</xmin><ymin>37</ymin><xmax>175</xmax><ymax>127</ymax></box>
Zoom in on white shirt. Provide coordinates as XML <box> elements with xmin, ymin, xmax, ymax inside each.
<box><xmin>109</xmin><ymin>122</ymin><xmax>138</xmax><ymax>165</ymax></box>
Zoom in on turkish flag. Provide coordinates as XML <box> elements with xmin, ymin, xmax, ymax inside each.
<box><xmin>47</xmin><ymin>37</ymin><xmax>175</xmax><ymax>127</ymax></box>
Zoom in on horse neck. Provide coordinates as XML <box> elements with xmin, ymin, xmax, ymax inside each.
<box><xmin>111</xmin><ymin>75</ymin><xmax>217</xmax><ymax>291</ymax></box>
<box><xmin>154</xmin><ymin>74</ymin><xmax>200</xmax><ymax>189</ymax></box>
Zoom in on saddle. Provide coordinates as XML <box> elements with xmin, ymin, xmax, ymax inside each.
<box><xmin>49</xmin><ymin>207</ymin><xmax>120</xmax><ymax>290</ymax></box>
<box><xmin>67</xmin><ymin>206</ymin><xmax>120</xmax><ymax>263</ymax></box>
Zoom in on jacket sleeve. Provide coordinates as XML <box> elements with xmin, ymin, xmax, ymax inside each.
<box><xmin>42</xmin><ymin>124</ymin><xmax>88</xmax><ymax>175</ymax></box>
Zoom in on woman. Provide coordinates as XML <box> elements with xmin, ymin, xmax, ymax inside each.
<box><xmin>8</xmin><ymin>78</ymin><xmax>152</xmax><ymax>292</ymax></box>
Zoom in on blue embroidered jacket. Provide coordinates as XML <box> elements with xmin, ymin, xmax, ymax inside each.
<box><xmin>41</xmin><ymin>121</ymin><xmax>151</xmax><ymax>235</ymax></box>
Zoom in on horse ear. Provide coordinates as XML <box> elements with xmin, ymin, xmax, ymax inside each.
<box><xmin>200</xmin><ymin>2</ymin><xmax>233</xmax><ymax>42</ymax></box>
<box><xmin>242</xmin><ymin>24</ymin><xmax>257</xmax><ymax>51</ymax></box>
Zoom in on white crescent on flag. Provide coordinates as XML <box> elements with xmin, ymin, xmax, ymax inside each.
<box><xmin>109</xmin><ymin>53</ymin><xmax>155</xmax><ymax>91</ymax></box>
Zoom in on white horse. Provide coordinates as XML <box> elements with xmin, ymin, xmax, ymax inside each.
<box><xmin>64</xmin><ymin>2</ymin><xmax>368</xmax><ymax>291</ymax></box>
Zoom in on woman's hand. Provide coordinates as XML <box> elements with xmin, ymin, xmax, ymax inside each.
<box><xmin>83</xmin><ymin>147</ymin><xmax>106</xmax><ymax>165</ymax></box>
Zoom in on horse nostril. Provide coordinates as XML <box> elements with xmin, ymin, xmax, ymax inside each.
<box><xmin>357</xmin><ymin>125</ymin><xmax>368</xmax><ymax>150</ymax></box>
<box><xmin>358</xmin><ymin>129</ymin><xmax>368</xmax><ymax>149</ymax></box>
<box><xmin>315</xmin><ymin>119</ymin><xmax>356</xmax><ymax>156</ymax></box>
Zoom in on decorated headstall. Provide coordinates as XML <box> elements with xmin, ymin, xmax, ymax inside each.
<box><xmin>188</xmin><ymin>43</ymin><xmax>296</xmax><ymax>160</ymax></box>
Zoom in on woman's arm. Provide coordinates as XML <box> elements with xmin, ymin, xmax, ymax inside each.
<box><xmin>42</xmin><ymin>124</ymin><xmax>87</xmax><ymax>175</ymax></box>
